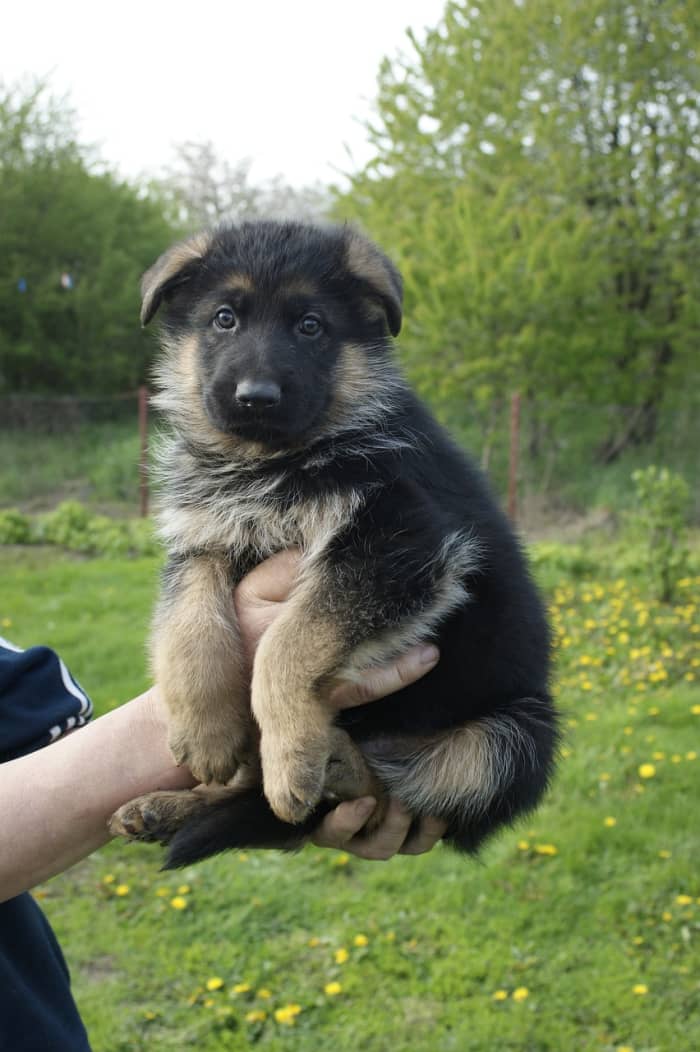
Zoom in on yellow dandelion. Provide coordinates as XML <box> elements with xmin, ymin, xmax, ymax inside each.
<box><xmin>512</xmin><ymin>987</ymin><xmax>529</xmax><ymax>1002</ymax></box>
<box><xmin>332</xmin><ymin>853</ymin><xmax>350</xmax><ymax>867</ymax></box>
<box><xmin>115</xmin><ymin>884</ymin><xmax>130</xmax><ymax>896</ymax></box>
<box><xmin>517</xmin><ymin>840</ymin><xmax>530</xmax><ymax>851</ymax></box>
<box><xmin>675</xmin><ymin>894</ymin><xmax>693</xmax><ymax>906</ymax></box>
<box><xmin>245</xmin><ymin>1010</ymin><xmax>267</xmax><ymax>1023</ymax></box>
<box><xmin>385</xmin><ymin>931</ymin><xmax>396</xmax><ymax>942</ymax></box>
<box><xmin>632</xmin><ymin>936</ymin><xmax>644</xmax><ymax>945</ymax></box>
<box><xmin>658</xmin><ymin>849</ymin><xmax>672</xmax><ymax>859</ymax></box>
<box><xmin>274</xmin><ymin>1003</ymin><xmax>302</xmax><ymax>1025</ymax></box>
<box><xmin>102</xmin><ymin>874</ymin><xmax>115</xmax><ymax>884</ymax></box>
<box><xmin>661</xmin><ymin>911</ymin><xmax>672</xmax><ymax>922</ymax></box>
<box><xmin>617</xmin><ymin>1046</ymin><xmax>635</xmax><ymax>1052</ymax></box>
<box><xmin>492</xmin><ymin>990</ymin><xmax>508</xmax><ymax>1001</ymax></box>
<box><xmin>155</xmin><ymin>886</ymin><xmax>169</xmax><ymax>897</ymax></box>
<box><xmin>638</xmin><ymin>763</ymin><xmax>656</xmax><ymax>779</ymax></box>
<box><xmin>142</xmin><ymin>1009</ymin><xmax>157</xmax><ymax>1020</ymax></box>
<box><xmin>170</xmin><ymin>896</ymin><xmax>187</xmax><ymax>910</ymax></box>
<box><xmin>334</xmin><ymin>947</ymin><xmax>349</xmax><ymax>964</ymax></box>
<box><xmin>599</xmin><ymin>773</ymin><xmax>611</xmax><ymax>782</ymax></box>
<box><xmin>324</xmin><ymin>981</ymin><xmax>342</xmax><ymax>996</ymax></box>
<box><xmin>604</xmin><ymin>817</ymin><xmax>617</xmax><ymax>828</ymax></box>
<box><xmin>691</xmin><ymin>704</ymin><xmax>700</xmax><ymax>715</ymax></box>
<box><xmin>257</xmin><ymin>988</ymin><xmax>272</xmax><ymax>999</ymax></box>
<box><xmin>1</xmin><ymin>618</ymin><xmax>12</xmax><ymax>628</ymax></box>
<box><xmin>177</xmin><ymin>884</ymin><xmax>191</xmax><ymax>895</ymax></box>
<box><xmin>632</xmin><ymin>984</ymin><xmax>648</xmax><ymax>995</ymax></box>
<box><xmin>203</xmin><ymin>998</ymin><xmax>215</xmax><ymax>1008</ymax></box>
<box><xmin>353</xmin><ymin>934</ymin><xmax>369</xmax><ymax>947</ymax></box>
<box><xmin>206</xmin><ymin>977</ymin><xmax>224</xmax><ymax>991</ymax></box>
<box><xmin>232</xmin><ymin>982</ymin><xmax>251</xmax><ymax>994</ymax></box>
<box><xmin>534</xmin><ymin>843</ymin><xmax>558</xmax><ymax>856</ymax></box>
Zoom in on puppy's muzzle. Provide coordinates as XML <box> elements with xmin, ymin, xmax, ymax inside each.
<box><xmin>234</xmin><ymin>380</ymin><xmax>281</xmax><ymax>410</ymax></box>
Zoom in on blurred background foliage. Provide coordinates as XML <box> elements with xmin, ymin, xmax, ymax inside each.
<box><xmin>1</xmin><ymin>0</ymin><xmax>698</xmax><ymax>517</ymax></box>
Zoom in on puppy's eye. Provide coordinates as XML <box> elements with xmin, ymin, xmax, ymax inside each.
<box><xmin>298</xmin><ymin>314</ymin><xmax>322</xmax><ymax>337</ymax></box>
<box><xmin>214</xmin><ymin>306</ymin><xmax>236</xmax><ymax>330</ymax></box>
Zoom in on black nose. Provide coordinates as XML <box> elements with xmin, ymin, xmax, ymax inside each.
<box><xmin>234</xmin><ymin>380</ymin><xmax>281</xmax><ymax>409</ymax></box>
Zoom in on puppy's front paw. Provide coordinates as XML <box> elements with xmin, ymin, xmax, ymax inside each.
<box><xmin>168</xmin><ymin>721</ymin><xmax>246</xmax><ymax>785</ymax></box>
<box><xmin>260</xmin><ymin>734</ymin><xmax>330</xmax><ymax>824</ymax></box>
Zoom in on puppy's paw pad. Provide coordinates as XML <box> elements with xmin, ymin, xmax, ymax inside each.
<box><xmin>109</xmin><ymin>800</ymin><xmax>162</xmax><ymax>843</ymax></box>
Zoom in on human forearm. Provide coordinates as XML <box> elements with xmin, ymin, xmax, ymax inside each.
<box><xmin>0</xmin><ymin>688</ymin><xmax>194</xmax><ymax>901</ymax></box>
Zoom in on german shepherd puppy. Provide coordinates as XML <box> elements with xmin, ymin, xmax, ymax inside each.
<box><xmin>110</xmin><ymin>220</ymin><xmax>557</xmax><ymax>867</ymax></box>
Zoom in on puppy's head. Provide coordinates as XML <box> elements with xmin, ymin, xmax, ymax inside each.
<box><xmin>142</xmin><ymin>221</ymin><xmax>403</xmax><ymax>451</ymax></box>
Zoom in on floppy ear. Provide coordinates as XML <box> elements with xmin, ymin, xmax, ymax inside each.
<box><xmin>140</xmin><ymin>231</ymin><xmax>212</xmax><ymax>326</ymax></box>
<box><xmin>344</xmin><ymin>229</ymin><xmax>403</xmax><ymax>336</ymax></box>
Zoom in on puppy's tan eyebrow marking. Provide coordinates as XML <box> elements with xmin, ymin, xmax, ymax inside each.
<box><xmin>279</xmin><ymin>279</ymin><xmax>318</xmax><ymax>298</ymax></box>
<box><xmin>224</xmin><ymin>274</ymin><xmax>256</xmax><ymax>293</ymax></box>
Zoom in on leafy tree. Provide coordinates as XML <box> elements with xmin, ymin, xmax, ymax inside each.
<box><xmin>0</xmin><ymin>80</ymin><xmax>176</xmax><ymax>394</ymax></box>
<box><xmin>337</xmin><ymin>1</ymin><xmax>700</xmax><ymax>461</ymax></box>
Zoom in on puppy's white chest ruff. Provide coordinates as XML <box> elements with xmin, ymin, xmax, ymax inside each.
<box><xmin>158</xmin><ymin>481</ymin><xmax>361</xmax><ymax>565</ymax></box>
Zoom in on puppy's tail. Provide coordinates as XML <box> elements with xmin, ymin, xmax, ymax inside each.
<box><xmin>163</xmin><ymin>790</ymin><xmax>332</xmax><ymax>869</ymax></box>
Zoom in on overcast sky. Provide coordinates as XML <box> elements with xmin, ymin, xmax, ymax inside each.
<box><xmin>2</xmin><ymin>0</ymin><xmax>446</xmax><ymax>188</ymax></box>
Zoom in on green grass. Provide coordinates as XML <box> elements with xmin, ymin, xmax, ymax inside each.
<box><xmin>0</xmin><ymin>419</ymin><xmax>146</xmax><ymax>513</ymax></box>
<box><xmin>1</xmin><ymin>546</ymin><xmax>699</xmax><ymax>1052</ymax></box>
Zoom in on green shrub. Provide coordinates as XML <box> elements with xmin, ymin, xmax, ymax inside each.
<box><xmin>627</xmin><ymin>466</ymin><xmax>691</xmax><ymax>602</ymax></box>
<box><xmin>0</xmin><ymin>508</ymin><xmax>31</xmax><ymax>544</ymax></box>
<box><xmin>38</xmin><ymin>500</ymin><xmax>92</xmax><ymax>548</ymax></box>
<box><xmin>530</xmin><ymin>541</ymin><xmax>599</xmax><ymax>580</ymax></box>
<box><xmin>0</xmin><ymin>501</ymin><xmax>160</xmax><ymax>558</ymax></box>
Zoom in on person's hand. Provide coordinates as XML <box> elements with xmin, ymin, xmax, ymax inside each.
<box><xmin>233</xmin><ymin>549</ymin><xmax>440</xmax><ymax>701</ymax></box>
<box><xmin>233</xmin><ymin>549</ymin><xmax>447</xmax><ymax>858</ymax></box>
<box><xmin>311</xmin><ymin>797</ymin><xmax>447</xmax><ymax>859</ymax></box>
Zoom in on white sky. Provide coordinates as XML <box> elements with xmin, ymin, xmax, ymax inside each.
<box><xmin>2</xmin><ymin>0</ymin><xmax>446</xmax><ymax>188</ymax></box>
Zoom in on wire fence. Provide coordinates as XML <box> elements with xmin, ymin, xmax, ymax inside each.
<box><xmin>0</xmin><ymin>390</ymin><xmax>697</xmax><ymax>526</ymax></box>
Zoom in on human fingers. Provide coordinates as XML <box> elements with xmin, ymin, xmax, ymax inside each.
<box><xmin>310</xmin><ymin>797</ymin><xmax>377</xmax><ymax>849</ymax></box>
<box><xmin>340</xmin><ymin>797</ymin><xmax>415</xmax><ymax>861</ymax></box>
<box><xmin>233</xmin><ymin>548</ymin><xmax>301</xmax><ymax>607</ymax></box>
<box><xmin>398</xmin><ymin>815</ymin><xmax>448</xmax><ymax>855</ymax></box>
<box><xmin>233</xmin><ymin>549</ymin><xmax>301</xmax><ymax>664</ymax></box>
<box><xmin>330</xmin><ymin>644</ymin><xmax>439</xmax><ymax>710</ymax></box>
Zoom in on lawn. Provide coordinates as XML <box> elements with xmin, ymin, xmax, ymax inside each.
<box><xmin>1</xmin><ymin>545</ymin><xmax>699</xmax><ymax>1052</ymax></box>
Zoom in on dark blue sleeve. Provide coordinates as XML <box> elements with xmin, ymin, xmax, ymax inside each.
<box><xmin>0</xmin><ymin>895</ymin><xmax>92</xmax><ymax>1051</ymax></box>
<box><xmin>0</xmin><ymin>638</ymin><xmax>93</xmax><ymax>762</ymax></box>
<box><xmin>0</xmin><ymin>638</ymin><xmax>93</xmax><ymax>1051</ymax></box>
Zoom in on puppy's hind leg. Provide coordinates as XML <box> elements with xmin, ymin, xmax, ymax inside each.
<box><xmin>110</xmin><ymin>760</ymin><xmax>263</xmax><ymax>846</ymax></box>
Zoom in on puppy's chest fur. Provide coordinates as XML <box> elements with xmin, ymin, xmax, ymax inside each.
<box><xmin>156</xmin><ymin>439</ymin><xmax>365</xmax><ymax>568</ymax></box>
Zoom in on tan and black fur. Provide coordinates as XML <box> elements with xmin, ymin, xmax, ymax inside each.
<box><xmin>110</xmin><ymin>220</ymin><xmax>558</xmax><ymax>866</ymax></box>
